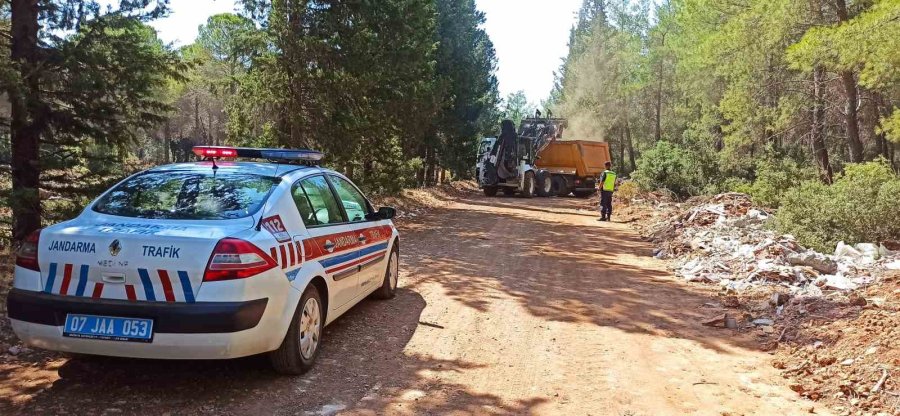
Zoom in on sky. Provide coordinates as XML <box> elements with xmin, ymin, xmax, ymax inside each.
<box><xmin>131</xmin><ymin>0</ymin><xmax>581</xmax><ymax>104</ymax></box>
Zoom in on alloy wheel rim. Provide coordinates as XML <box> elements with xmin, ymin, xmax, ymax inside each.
<box><xmin>389</xmin><ymin>251</ymin><xmax>399</xmax><ymax>289</ymax></box>
<box><xmin>299</xmin><ymin>297</ymin><xmax>320</xmax><ymax>360</ymax></box>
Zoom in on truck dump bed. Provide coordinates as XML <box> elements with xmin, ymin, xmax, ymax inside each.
<box><xmin>535</xmin><ymin>140</ymin><xmax>611</xmax><ymax>178</ymax></box>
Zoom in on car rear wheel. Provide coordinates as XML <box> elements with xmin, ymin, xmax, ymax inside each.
<box><xmin>270</xmin><ymin>285</ymin><xmax>323</xmax><ymax>375</ymax></box>
<box><xmin>373</xmin><ymin>245</ymin><xmax>399</xmax><ymax>299</ymax></box>
<box><xmin>483</xmin><ymin>186</ymin><xmax>498</xmax><ymax>197</ymax></box>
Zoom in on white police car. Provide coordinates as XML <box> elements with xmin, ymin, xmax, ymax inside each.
<box><xmin>7</xmin><ymin>146</ymin><xmax>400</xmax><ymax>374</ymax></box>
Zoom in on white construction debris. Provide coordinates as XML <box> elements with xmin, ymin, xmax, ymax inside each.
<box><xmin>645</xmin><ymin>193</ymin><xmax>898</xmax><ymax>295</ymax></box>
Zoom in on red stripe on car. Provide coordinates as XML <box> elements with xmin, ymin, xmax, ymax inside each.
<box><xmin>125</xmin><ymin>284</ymin><xmax>137</xmax><ymax>301</ymax></box>
<box><xmin>91</xmin><ymin>282</ymin><xmax>104</xmax><ymax>299</ymax></box>
<box><xmin>60</xmin><ymin>264</ymin><xmax>73</xmax><ymax>295</ymax></box>
<box><xmin>158</xmin><ymin>270</ymin><xmax>176</xmax><ymax>302</ymax></box>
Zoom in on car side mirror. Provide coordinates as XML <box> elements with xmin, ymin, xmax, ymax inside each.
<box><xmin>367</xmin><ymin>206</ymin><xmax>396</xmax><ymax>221</ymax></box>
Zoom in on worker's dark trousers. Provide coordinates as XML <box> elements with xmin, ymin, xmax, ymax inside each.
<box><xmin>600</xmin><ymin>190</ymin><xmax>613</xmax><ymax>219</ymax></box>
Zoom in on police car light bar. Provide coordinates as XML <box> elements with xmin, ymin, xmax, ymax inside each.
<box><xmin>192</xmin><ymin>146</ymin><xmax>325</xmax><ymax>163</ymax></box>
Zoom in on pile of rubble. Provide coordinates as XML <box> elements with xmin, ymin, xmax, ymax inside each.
<box><xmin>646</xmin><ymin>192</ymin><xmax>900</xmax><ymax>295</ymax></box>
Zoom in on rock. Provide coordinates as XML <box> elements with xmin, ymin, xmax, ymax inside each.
<box><xmin>725</xmin><ymin>316</ymin><xmax>738</xmax><ymax>329</ymax></box>
<box><xmin>834</xmin><ymin>241</ymin><xmax>862</xmax><ymax>259</ymax></box>
<box><xmin>786</xmin><ymin>252</ymin><xmax>838</xmax><ymax>274</ymax></box>
<box><xmin>702</xmin><ymin>313</ymin><xmax>727</xmax><ymax>327</ymax></box>
<box><xmin>847</xmin><ymin>293</ymin><xmax>867</xmax><ymax>307</ymax></box>
<box><xmin>752</xmin><ymin>318</ymin><xmax>774</xmax><ymax>326</ymax></box>
<box><xmin>761</xmin><ymin>326</ymin><xmax>775</xmax><ymax>334</ymax></box>
<box><xmin>840</xmin><ymin>358</ymin><xmax>855</xmax><ymax>366</ymax></box>
<box><xmin>770</xmin><ymin>292</ymin><xmax>791</xmax><ymax>306</ymax></box>
<box><xmin>885</xmin><ymin>259</ymin><xmax>900</xmax><ymax>270</ymax></box>
<box><xmin>823</xmin><ymin>274</ymin><xmax>858</xmax><ymax>290</ymax></box>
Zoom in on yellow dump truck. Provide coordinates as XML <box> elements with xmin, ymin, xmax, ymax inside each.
<box><xmin>535</xmin><ymin>140</ymin><xmax>611</xmax><ymax>198</ymax></box>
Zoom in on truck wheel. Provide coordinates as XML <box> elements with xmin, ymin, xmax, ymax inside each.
<box><xmin>552</xmin><ymin>176</ymin><xmax>569</xmax><ymax>196</ymax></box>
<box><xmin>535</xmin><ymin>171</ymin><xmax>552</xmax><ymax>197</ymax></box>
<box><xmin>574</xmin><ymin>190</ymin><xmax>596</xmax><ymax>198</ymax></box>
<box><xmin>483</xmin><ymin>186</ymin><xmax>498</xmax><ymax>197</ymax></box>
<box><xmin>502</xmin><ymin>187</ymin><xmax>516</xmax><ymax>196</ymax></box>
<box><xmin>521</xmin><ymin>171</ymin><xmax>535</xmax><ymax>198</ymax></box>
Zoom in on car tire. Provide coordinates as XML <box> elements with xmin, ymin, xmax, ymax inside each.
<box><xmin>535</xmin><ymin>171</ymin><xmax>552</xmax><ymax>197</ymax></box>
<box><xmin>483</xmin><ymin>186</ymin><xmax>498</xmax><ymax>197</ymax></box>
<box><xmin>373</xmin><ymin>245</ymin><xmax>399</xmax><ymax>300</ymax></box>
<box><xmin>270</xmin><ymin>285</ymin><xmax>324</xmax><ymax>375</ymax></box>
<box><xmin>521</xmin><ymin>171</ymin><xmax>535</xmax><ymax>198</ymax></box>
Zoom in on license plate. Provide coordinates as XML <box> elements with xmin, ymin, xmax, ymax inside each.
<box><xmin>63</xmin><ymin>314</ymin><xmax>154</xmax><ymax>343</ymax></box>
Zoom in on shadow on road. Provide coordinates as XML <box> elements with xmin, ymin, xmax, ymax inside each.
<box><xmin>402</xmin><ymin>193</ymin><xmax>761</xmax><ymax>354</ymax></box>
<box><xmin>2</xmin><ymin>286</ymin><xmax>545</xmax><ymax>415</ymax></box>
<box><xmin>0</xmin><ymin>191</ymin><xmax>769</xmax><ymax>415</ymax></box>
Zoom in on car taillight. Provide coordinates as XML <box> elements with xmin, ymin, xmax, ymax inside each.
<box><xmin>203</xmin><ymin>238</ymin><xmax>277</xmax><ymax>282</ymax></box>
<box><xmin>15</xmin><ymin>229</ymin><xmax>41</xmax><ymax>272</ymax></box>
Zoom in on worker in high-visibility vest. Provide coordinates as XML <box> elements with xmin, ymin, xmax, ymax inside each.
<box><xmin>599</xmin><ymin>161</ymin><xmax>617</xmax><ymax>221</ymax></box>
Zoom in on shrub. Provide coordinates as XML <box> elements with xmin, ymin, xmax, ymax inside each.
<box><xmin>632</xmin><ymin>141</ymin><xmax>707</xmax><ymax>198</ymax></box>
<box><xmin>615</xmin><ymin>180</ymin><xmax>639</xmax><ymax>203</ymax></box>
<box><xmin>775</xmin><ymin>160</ymin><xmax>900</xmax><ymax>252</ymax></box>
<box><xmin>739</xmin><ymin>157</ymin><xmax>817</xmax><ymax>208</ymax></box>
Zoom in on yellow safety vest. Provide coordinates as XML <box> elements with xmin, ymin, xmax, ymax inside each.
<box><xmin>602</xmin><ymin>170</ymin><xmax>617</xmax><ymax>191</ymax></box>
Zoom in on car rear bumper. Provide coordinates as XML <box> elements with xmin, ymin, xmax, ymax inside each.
<box><xmin>6</xmin><ymin>288</ymin><xmax>282</xmax><ymax>359</ymax></box>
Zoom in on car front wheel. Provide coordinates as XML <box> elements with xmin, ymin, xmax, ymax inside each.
<box><xmin>270</xmin><ymin>285</ymin><xmax>323</xmax><ymax>375</ymax></box>
<box><xmin>373</xmin><ymin>245</ymin><xmax>399</xmax><ymax>299</ymax></box>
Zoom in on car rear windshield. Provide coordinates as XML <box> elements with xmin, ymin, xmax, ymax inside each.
<box><xmin>92</xmin><ymin>171</ymin><xmax>279</xmax><ymax>220</ymax></box>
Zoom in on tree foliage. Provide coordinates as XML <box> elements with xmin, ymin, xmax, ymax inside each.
<box><xmin>1</xmin><ymin>0</ymin><xmax>500</xmax><ymax>239</ymax></box>
<box><xmin>556</xmin><ymin>0</ymin><xmax>900</xmax><ymax>186</ymax></box>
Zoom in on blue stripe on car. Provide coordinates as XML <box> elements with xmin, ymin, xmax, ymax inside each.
<box><xmin>44</xmin><ymin>262</ymin><xmax>58</xmax><ymax>294</ymax></box>
<box><xmin>319</xmin><ymin>242</ymin><xmax>389</xmax><ymax>268</ymax></box>
<box><xmin>75</xmin><ymin>264</ymin><xmax>89</xmax><ymax>296</ymax></box>
<box><xmin>177</xmin><ymin>271</ymin><xmax>195</xmax><ymax>303</ymax></box>
<box><xmin>138</xmin><ymin>268</ymin><xmax>156</xmax><ymax>301</ymax></box>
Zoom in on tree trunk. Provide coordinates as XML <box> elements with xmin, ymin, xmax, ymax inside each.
<box><xmin>812</xmin><ymin>67</ymin><xmax>834</xmax><ymax>183</ymax></box>
<box><xmin>833</xmin><ymin>0</ymin><xmax>864</xmax><ymax>162</ymax></box>
<box><xmin>194</xmin><ymin>95</ymin><xmax>201</xmax><ymax>142</ymax></box>
<box><xmin>871</xmin><ymin>92</ymin><xmax>891</xmax><ymax>160</ymax></box>
<box><xmin>624</xmin><ymin>116</ymin><xmax>636</xmax><ymax>173</ymax></box>
<box><xmin>164</xmin><ymin>120</ymin><xmax>171</xmax><ymax>163</ymax></box>
<box><xmin>9</xmin><ymin>0</ymin><xmax>43</xmax><ymax>241</ymax></box>
<box><xmin>839</xmin><ymin>71</ymin><xmax>864</xmax><ymax>162</ymax></box>
<box><xmin>654</xmin><ymin>33</ymin><xmax>666</xmax><ymax>142</ymax></box>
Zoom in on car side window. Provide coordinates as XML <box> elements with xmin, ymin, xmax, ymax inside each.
<box><xmin>328</xmin><ymin>176</ymin><xmax>370</xmax><ymax>223</ymax></box>
<box><xmin>291</xmin><ymin>183</ymin><xmax>318</xmax><ymax>226</ymax></box>
<box><xmin>296</xmin><ymin>176</ymin><xmax>345</xmax><ymax>225</ymax></box>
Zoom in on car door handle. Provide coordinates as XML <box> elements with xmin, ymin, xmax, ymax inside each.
<box><xmin>323</xmin><ymin>241</ymin><xmax>335</xmax><ymax>251</ymax></box>
<box><xmin>358</xmin><ymin>235</ymin><xmax>367</xmax><ymax>244</ymax></box>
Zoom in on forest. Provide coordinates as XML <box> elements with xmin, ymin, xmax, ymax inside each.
<box><xmin>1</xmin><ymin>0</ymin><xmax>499</xmax><ymax>242</ymax></box>
<box><xmin>2</xmin><ymin>0</ymin><xmax>900</xmax><ymax>250</ymax></box>
<box><xmin>555</xmin><ymin>0</ymin><xmax>900</xmax><ymax>250</ymax></box>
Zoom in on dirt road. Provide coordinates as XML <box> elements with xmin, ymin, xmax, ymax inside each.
<box><xmin>1</xmin><ymin>193</ymin><xmax>828</xmax><ymax>415</ymax></box>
